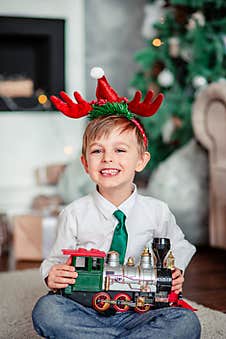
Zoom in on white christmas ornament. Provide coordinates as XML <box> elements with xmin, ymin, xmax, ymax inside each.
<box><xmin>187</xmin><ymin>11</ymin><xmax>205</xmax><ymax>31</ymax></box>
<box><xmin>168</xmin><ymin>37</ymin><xmax>180</xmax><ymax>58</ymax></box>
<box><xmin>158</xmin><ymin>69</ymin><xmax>174</xmax><ymax>87</ymax></box>
<box><xmin>192</xmin><ymin>75</ymin><xmax>207</xmax><ymax>88</ymax></box>
<box><xmin>192</xmin><ymin>11</ymin><xmax>205</xmax><ymax>26</ymax></box>
<box><xmin>180</xmin><ymin>47</ymin><xmax>193</xmax><ymax>62</ymax></box>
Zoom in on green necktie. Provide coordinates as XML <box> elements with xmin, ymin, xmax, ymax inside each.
<box><xmin>110</xmin><ymin>210</ymin><xmax>128</xmax><ymax>265</ymax></box>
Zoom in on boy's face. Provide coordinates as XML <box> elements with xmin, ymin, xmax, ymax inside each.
<box><xmin>81</xmin><ymin>127</ymin><xmax>150</xmax><ymax>198</ymax></box>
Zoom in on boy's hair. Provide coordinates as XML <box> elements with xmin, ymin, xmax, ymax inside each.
<box><xmin>82</xmin><ymin>115</ymin><xmax>148</xmax><ymax>157</ymax></box>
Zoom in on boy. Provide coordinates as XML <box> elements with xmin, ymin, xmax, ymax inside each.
<box><xmin>32</xmin><ymin>68</ymin><xmax>201</xmax><ymax>338</ymax></box>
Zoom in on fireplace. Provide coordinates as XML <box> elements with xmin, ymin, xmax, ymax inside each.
<box><xmin>0</xmin><ymin>16</ymin><xmax>65</xmax><ymax>111</ymax></box>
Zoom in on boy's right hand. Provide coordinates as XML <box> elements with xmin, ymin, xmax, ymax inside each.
<box><xmin>46</xmin><ymin>258</ymin><xmax>78</xmax><ymax>290</ymax></box>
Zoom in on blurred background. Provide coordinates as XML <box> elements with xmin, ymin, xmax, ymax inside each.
<box><xmin>0</xmin><ymin>0</ymin><xmax>226</xmax><ymax>293</ymax></box>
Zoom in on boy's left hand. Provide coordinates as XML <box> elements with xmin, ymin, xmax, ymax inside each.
<box><xmin>171</xmin><ymin>268</ymin><xmax>184</xmax><ymax>294</ymax></box>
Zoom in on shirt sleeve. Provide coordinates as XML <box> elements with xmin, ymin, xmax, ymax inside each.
<box><xmin>154</xmin><ymin>203</ymin><xmax>196</xmax><ymax>272</ymax></box>
<box><xmin>40</xmin><ymin>206</ymin><xmax>78</xmax><ymax>282</ymax></box>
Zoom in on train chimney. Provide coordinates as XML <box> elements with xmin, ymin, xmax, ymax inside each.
<box><xmin>152</xmin><ymin>238</ymin><xmax>170</xmax><ymax>268</ymax></box>
<box><xmin>106</xmin><ymin>251</ymin><xmax>120</xmax><ymax>267</ymax></box>
<box><xmin>140</xmin><ymin>247</ymin><xmax>152</xmax><ymax>269</ymax></box>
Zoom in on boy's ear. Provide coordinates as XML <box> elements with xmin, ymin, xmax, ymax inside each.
<box><xmin>81</xmin><ymin>154</ymin><xmax>89</xmax><ymax>174</ymax></box>
<box><xmin>136</xmin><ymin>151</ymin><xmax>151</xmax><ymax>172</ymax></box>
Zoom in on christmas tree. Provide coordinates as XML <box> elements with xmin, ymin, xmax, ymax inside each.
<box><xmin>131</xmin><ymin>0</ymin><xmax>226</xmax><ymax>172</ymax></box>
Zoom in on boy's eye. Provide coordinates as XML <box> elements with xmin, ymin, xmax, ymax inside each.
<box><xmin>116</xmin><ymin>148</ymin><xmax>126</xmax><ymax>153</ymax></box>
<box><xmin>91</xmin><ymin>149</ymin><xmax>102</xmax><ymax>154</ymax></box>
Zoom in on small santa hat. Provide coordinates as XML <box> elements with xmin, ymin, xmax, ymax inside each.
<box><xmin>90</xmin><ymin>67</ymin><xmax>124</xmax><ymax>103</ymax></box>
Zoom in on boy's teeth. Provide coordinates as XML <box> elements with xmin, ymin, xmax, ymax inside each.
<box><xmin>101</xmin><ymin>169</ymin><xmax>119</xmax><ymax>175</ymax></box>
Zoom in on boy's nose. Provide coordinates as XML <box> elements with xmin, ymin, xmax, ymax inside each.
<box><xmin>103</xmin><ymin>152</ymin><xmax>113</xmax><ymax>163</ymax></box>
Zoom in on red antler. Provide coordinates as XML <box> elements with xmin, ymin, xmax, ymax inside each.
<box><xmin>50</xmin><ymin>91</ymin><xmax>92</xmax><ymax>119</ymax></box>
<box><xmin>128</xmin><ymin>90</ymin><xmax>164</xmax><ymax>117</ymax></box>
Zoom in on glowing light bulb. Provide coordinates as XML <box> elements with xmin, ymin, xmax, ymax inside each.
<box><xmin>64</xmin><ymin>145</ymin><xmax>74</xmax><ymax>156</ymax></box>
<box><xmin>152</xmin><ymin>38</ymin><xmax>163</xmax><ymax>47</ymax></box>
<box><xmin>38</xmin><ymin>94</ymin><xmax>48</xmax><ymax>105</ymax></box>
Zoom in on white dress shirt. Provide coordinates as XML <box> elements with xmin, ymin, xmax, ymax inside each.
<box><xmin>41</xmin><ymin>184</ymin><xmax>195</xmax><ymax>280</ymax></box>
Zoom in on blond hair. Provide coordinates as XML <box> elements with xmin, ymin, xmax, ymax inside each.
<box><xmin>82</xmin><ymin>115</ymin><xmax>147</xmax><ymax>157</ymax></box>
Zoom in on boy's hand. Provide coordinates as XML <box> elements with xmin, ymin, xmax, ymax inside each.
<box><xmin>46</xmin><ymin>257</ymin><xmax>78</xmax><ymax>290</ymax></box>
<box><xmin>171</xmin><ymin>268</ymin><xmax>184</xmax><ymax>294</ymax></box>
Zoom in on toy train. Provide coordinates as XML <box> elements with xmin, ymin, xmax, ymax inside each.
<box><xmin>61</xmin><ymin>237</ymin><xmax>194</xmax><ymax>314</ymax></box>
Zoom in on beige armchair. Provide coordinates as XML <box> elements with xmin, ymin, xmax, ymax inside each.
<box><xmin>192</xmin><ymin>82</ymin><xmax>226</xmax><ymax>249</ymax></box>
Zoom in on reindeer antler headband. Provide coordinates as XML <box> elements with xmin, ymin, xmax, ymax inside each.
<box><xmin>50</xmin><ymin>67</ymin><xmax>164</xmax><ymax>147</ymax></box>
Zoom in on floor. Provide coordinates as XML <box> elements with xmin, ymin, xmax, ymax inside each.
<box><xmin>183</xmin><ymin>246</ymin><xmax>226</xmax><ymax>313</ymax></box>
<box><xmin>0</xmin><ymin>245</ymin><xmax>226</xmax><ymax>313</ymax></box>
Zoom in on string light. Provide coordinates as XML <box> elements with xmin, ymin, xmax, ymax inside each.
<box><xmin>152</xmin><ymin>38</ymin><xmax>163</xmax><ymax>47</ymax></box>
<box><xmin>38</xmin><ymin>94</ymin><xmax>48</xmax><ymax>105</ymax></box>
<box><xmin>64</xmin><ymin>145</ymin><xmax>74</xmax><ymax>156</ymax></box>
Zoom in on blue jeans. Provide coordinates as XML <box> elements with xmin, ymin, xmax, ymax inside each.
<box><xmin>32</xmin><ymin>294</ymin><xmax>201</xmax><ymax>339</ymax></box>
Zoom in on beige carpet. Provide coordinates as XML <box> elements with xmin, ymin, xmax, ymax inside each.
<box><xmin>0</xmin><ymin>269</ymin><xmax>226</xmax><ymax>339</ymax></box>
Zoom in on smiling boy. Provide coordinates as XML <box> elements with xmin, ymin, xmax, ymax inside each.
<box><xmin>32</xmin><ymin>68</ymin><xmax>201</xmax><ymax>339</ymax></box>
<box><xmin>81</xmin><ymin>115</ymin><xmax>150</xmax><ymax>206</ymax></box>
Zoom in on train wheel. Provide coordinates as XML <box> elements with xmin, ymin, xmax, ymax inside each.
<box><xmin>113</xmin><ymin>293</ymin><xmax>131</xmax><ymax>312</ymax></box>
<box><xmin>92</xmin><ymin>292</ymin><xmax>111</xmax><ymax>312</ymax></box>
<box><xmin>134</xmin><ymin>304</ymin><xmax>150</xmax><ymax>313</ymax></box>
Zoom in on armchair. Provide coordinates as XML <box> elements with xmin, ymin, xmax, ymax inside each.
<box><xmin>192</xmin><ymin>82</ymin><xmax>226</xmax><ymax>249</ymax></box>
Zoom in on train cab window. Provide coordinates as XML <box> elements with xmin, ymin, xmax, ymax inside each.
<box><xmin>92</xmin><ymin>257</ymin><xmax>102</xmax><ymax>271</ymax></box>
<box><xmin>75</xmin><ymin>256</ymin><xmax>88</xmax><ymax>271</ymax></box>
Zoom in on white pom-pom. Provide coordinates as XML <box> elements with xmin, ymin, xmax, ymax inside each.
<box><xmin>157</xmin><ymin>69</ymin><xmax>174</xmax><ymax>87</ymax></box>
<box><xmin>90</xmin><ymin>67</ymin><xmax>105</xmax><ymax>79</ymax></box>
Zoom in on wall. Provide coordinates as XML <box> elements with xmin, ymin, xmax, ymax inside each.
<box><xmin>85</xmin><ymin>0</ymin><xmax>146</xmax><ymax>100</ymax></box>
<box><xmin>0</xmin><ymin>0</ymin><xmax>85</xmax><ymax>212</ymax></box>
<box><xmin>0</xmin><ymin>0</ymin><xmax>147</xmax><ymax>212</ymax></box>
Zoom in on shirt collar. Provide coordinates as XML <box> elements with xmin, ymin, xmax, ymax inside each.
<box><xmin>91</xmin><ymin>184</ymin><xmax>137</xmax><ymax>220</ymax></box>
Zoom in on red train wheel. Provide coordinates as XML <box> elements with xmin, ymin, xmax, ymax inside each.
<box><xmin>92</xmin><ymin>292</ymin><xmax>111</xmax><ymax>312</ymax></box>
<box><xmin>113</xmin><ymin>293</ymin><xmax>131</xmax><ymax>312</ymax></box>
<box><xmin>134</xmin><ymin>304</ymin><xmax>150</xmax><ymax>313</ymax></box>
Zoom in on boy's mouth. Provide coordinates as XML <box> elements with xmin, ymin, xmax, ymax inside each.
<box><xmin>100</xmin><ymin>168</ymin><xmax>120</xmax><ymax>176</ymax></box>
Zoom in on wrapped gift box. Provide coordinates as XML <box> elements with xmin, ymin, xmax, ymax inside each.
<box><xmin>35</xmin><ymin>163</ymin><xmax>66</xmax><ymax>185</ymax></box>
<box><xmin>13</xmin><ymin>215</ymin><xmax>58</xmax><ymax>261</ymax></box>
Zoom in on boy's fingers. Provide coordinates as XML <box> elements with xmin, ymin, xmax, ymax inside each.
<box><xmin>54</xmin><ymin>277</ymin><xmax>76</xmax><ymax>285</ymax></box>
<box><xmin>53</xmin><ymin>264</ymin><xmax>75</xmax><ymax>272</ymax></box>
<box><xmin>172</xmin><ymin>276</ymin><xmax>184</xmax><ymax>285</ymax></box>
<box><xmin>172</xmin><ymin>282</ymin><xmax>182</xmax><ymax>289</ymax></box>
<box><xmin>172</xmin><ymin>268</ymin><xmax>182</xmax><ymax>279</ymax></box>
<box><xmin>66</xmin><ymin>257</ymin><xmax>72</xmax><ymax>265</ymax></box>
<box><xmin>172</xmin><ymin>288</ymin><xmax>182</xmax><ymax>294</ymax></box>
<box><xmin>54</xmin><ymin>284</ymin><xmax>68</xmax><ymax>289</ymax></box>
<box><xmin>47</xmin><ymin>262</ymin><xmax>77</xmax><ymax>290</ymax></box>
<box><xmin>48</xmin><ymin>274</ymin><xmax>77</xmax><ymax>289</ymax></box>
<box><xmin>172</xmin><ymin>268</ymin><xmax>184</xmax><ymax>293</ymax></box>
<box><xmin>56</xmin><ymin>270</ymin><xmax>77</xmax><ymax>278</ymax></box>
<box><xmin>51</xmin><ymin>282</ymin><xmax>69</xmax><ymax>289</ymax></box>
<box><xmin>171</xmin><ymin>281</ymin><xmax>183</xmax><ymax>292</ymax></box>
